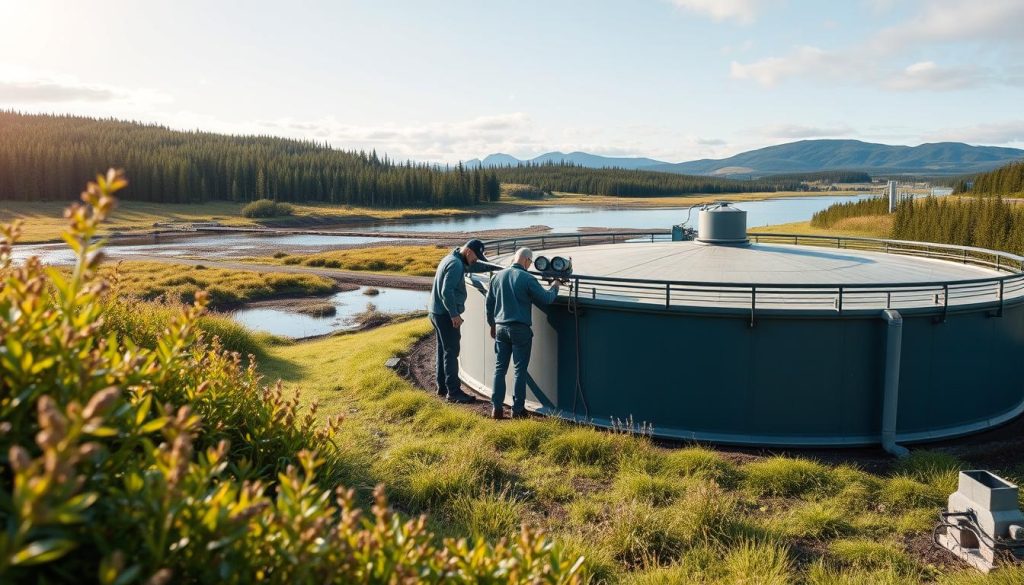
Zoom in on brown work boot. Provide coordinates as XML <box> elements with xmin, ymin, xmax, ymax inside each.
<box><xmin>511</xmin><ymin>409</ymin><xmax>528</xmax><ymax>419</ymax></box>
<box><xmin>490</xmin><ymin>406</ymin><xmax>505</xmax><ymax>420</ymax></box>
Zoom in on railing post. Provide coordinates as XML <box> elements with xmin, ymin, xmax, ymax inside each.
<box><xmin>998</xmin><ymin>280</ymin><xmax>1005</xmax><ymax>317</ymax></box>
<box><xmin>941</xmin><ymin>284</ymin><xmax>948</xmax><ymax>323</ymax></box>
<box><xmin>541</xmin><ymin>236</ymin><xmax>546</xmax><ymax>249</ymax></box>
<box><xmin>651</xmin><ymin>233</ymin><xmax>655</xmax><ymax>243</ymax></box>
<box><xmin>665</xmin><ymin>283</ymin><xmax>671</xmax><ymax>309</ymax></box>
<box><xmin>996</xmin><ymin>254</ymin><xmax>1001</xmax><ymax>272</ymax></box>
<box><xmin>963</xmin><ymin>249</ymin><xmax>967</xmax><ymax>264</ymax></box>
<box><xmin>749</xmin><ymin>286</ymin><xmax>756</xmax><ymax>328</ymax></box>
<box><xmin>837</xmin><ymin>287</ymin><xmax>844</xmax><ymax>314</ymax></box>
<box><xmin>577</xmin><ymin>235</ymin><xmax>582</xmax><ymax>247</ymax></box>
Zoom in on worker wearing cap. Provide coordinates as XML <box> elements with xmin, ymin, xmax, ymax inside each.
<box><xmin>485</xmin><ymin>247</ymin><xmax>559</xmax><ymax>419</ymax></box>
<box><xmin>429</xmin><ymin>239</ymin><xmax>498</xmax><ymax>403</ymax></box>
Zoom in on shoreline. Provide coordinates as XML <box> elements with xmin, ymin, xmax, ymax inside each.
<box><xmin>6</xmin><ymin>189</ymin><xmax>867</xmax><ymax>245</ymax></box>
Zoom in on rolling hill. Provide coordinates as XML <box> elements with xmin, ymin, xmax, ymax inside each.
<box><xmin>467</xmin><ymin>140</ymin><xmax>1024</xmax><ymax>177</ymax></box>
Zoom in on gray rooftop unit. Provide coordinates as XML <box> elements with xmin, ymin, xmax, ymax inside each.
<box><xmin>696</xmin><ymin>202</ymin><xmax>749</xmax><ymax>245</ymax></box>
<box><xmin>936</xmin><ymin>471</ymin><xmax>1024</xmax><ymax>572</ymax></box>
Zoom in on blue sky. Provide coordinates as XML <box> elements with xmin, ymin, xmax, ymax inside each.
<box><xmin>2</xmin><ymin>0</ymin><xmax>1023</xmax><ymax>162</ymax></box>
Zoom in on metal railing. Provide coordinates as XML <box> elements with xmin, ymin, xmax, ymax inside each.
<box><xmin>482</xmin><ymin>232</ymin><xmax>1024</xmax><ymax>319</ymax></box>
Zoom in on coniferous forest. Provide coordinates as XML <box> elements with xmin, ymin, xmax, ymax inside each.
<box><xmin>891</xmin><ymin>195</ymin><xmax>1024</xmax><ymax>254</ymax></box>
<box><xmin>0</xmin><ymin>112</ymin><xmax>500</xmax><ymax>206</ymax></box>
<box><xmin>0</xmin><ymin>111</ymin><xmax>828</xmax><ymax>206</ymax></box>
<box><xmin>955</xmin><ymin>160</ymin><xmax>1024</xmax><ymax>196</ymax></box>
<box><xmin>489</xmin><ymin>163</ymin><xmax>800</xmax><ymax>197</ymax></box>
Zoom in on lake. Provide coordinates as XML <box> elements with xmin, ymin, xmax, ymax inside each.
<box><xmin>360</xmin><ymin>194</ymin><xmax>879</xmax><ymax>233</ymax></box>
<box><xmin>232</xmin><ymin>286</ymin><xmax>429</xmax><ymax>338</ymax></box>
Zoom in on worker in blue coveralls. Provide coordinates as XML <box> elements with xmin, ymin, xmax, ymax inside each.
<box><xmin>485</xmin><ymin>247</ymin><xmax>559</xmax><ymax>419</ymax></box>
<box><xmin>429</xmin><ymin>239</ymin><xmax>498</xmax><ymax>403</ymax></box>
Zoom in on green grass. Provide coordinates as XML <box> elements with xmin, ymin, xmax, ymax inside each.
<box><xmin>447</xmin><ymin>485</ymin><xmax>525</xmax><ymax>541</ymax></box>
<box><xmin>663</xmin><ymin>446</ymin><xmax>737</xmax><ymax>485</ymax></box>
<box><xmin>102</xmin><ymin>295</ymin><xmax>277</xmax><ymax>357</ymax></box>
<box><xmin>741</xmin><ymin>456</ymin><xmax>834</xmax><ymax>497</ymax></box>
<box><xmin>0</xmin><ymin>199</ymin><xmax>477</xmax><ymax>243</ymax></box>
<box><xmin>106</xmin><ymin>260</ymin><xmax>336</xmax><ymax>309</ymax></box>
<box><xmin>256</xmin><ymin>319</ymin><xmax>1022</xmax><ymax>584</ymax></box>
<box><xmin>827</xmin><ymin>538</ymin><xmax>917</xmax><ymax>574</ymax></box>
<box><xmin>278</xmin><ymin>244</ymin><xmax>448</xmax><ymax>276</ymax></box>
<box><xmin>543</xmin><ymin>428</ymin><xmax>630</xmax><ymax>466</ymax></box>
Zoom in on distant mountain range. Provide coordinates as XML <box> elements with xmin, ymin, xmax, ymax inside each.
<box><xmin>464</xmin><ymin>139</ymin><xmax>1024</xmax><ymax>177</ymax></box>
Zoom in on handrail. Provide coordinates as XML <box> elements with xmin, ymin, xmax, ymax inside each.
<box><xmin>479</xmin><ymin>232</ymin><xmax>1024</xmax><ymax>315</ymax></box>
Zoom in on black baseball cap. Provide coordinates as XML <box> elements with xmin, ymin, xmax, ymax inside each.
<box><xmin>465</xmin><ymin>239</ymin><xmax>488</xmax><ymax>261</ymax></box>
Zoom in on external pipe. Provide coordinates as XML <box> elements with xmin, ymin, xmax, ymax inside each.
<box><xmin>881</xmin><ymin>309</ymin><xmax>910</xmax><ymax>457</ymax></box>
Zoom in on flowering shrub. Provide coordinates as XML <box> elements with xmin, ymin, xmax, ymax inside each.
<box><xmin>0</xmin><ymin>170</ymin><xmax>583</xmax><ymax>584</ymax></box>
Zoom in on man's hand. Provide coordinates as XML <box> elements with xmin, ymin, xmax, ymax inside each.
<box><xmin>452</xmin><ymin>315</ymin><xmax>464</xmax><ymax>328</ymax></box>
<box><xmin>490</xmin><ymin>324</ymin><xmax>496</xmax><ymax>339</ymax></box>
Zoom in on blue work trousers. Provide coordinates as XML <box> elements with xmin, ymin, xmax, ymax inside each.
<box><xmin>492</xmin><ymin>323</ymin><xmax>533</xmax><ymax>413</ymax></box>
<box><xmin>430</xmin><ymin>313</ymin><xmax>462</xmax><ymax>397</ymax></box>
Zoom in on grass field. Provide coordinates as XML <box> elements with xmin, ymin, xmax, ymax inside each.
<box><xmin>750</xmin><ymin>215</ymin><xmax>893</xmax><ymax>239</ymax></box>
<box><xmin>0</xmin><ymin>200</ymin><xmax>477</xmax><ymax>243</ymax></box>
<box><xmin>260</xmin><ymin>319</ymin><xmax>1024</xmax><ymax>584</ymax></box>
<box><xmin>104</xmin><ymin>260</ymin><xmax>337</xmax><ymax>309</ymax></box>
<box><xmin>267</xmin><ymin>244</ymin><xmax>450</xmax><ymax>276</ymax></box>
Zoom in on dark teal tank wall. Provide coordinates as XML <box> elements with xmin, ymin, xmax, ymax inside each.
<box><xmin>460</xmin><ymin>281</ymin><xmax>1024</xmax><ymax>446</ymax></box>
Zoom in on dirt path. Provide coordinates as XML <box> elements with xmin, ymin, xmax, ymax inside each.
<box><xmin>130</xmin><ymin>254</ymin><xmax>434</xmax><ymax>290</ymax></box>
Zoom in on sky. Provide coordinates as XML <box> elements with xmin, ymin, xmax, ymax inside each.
<box><xmin>1</xmin><ymin>0</ymin><xmax>1023</xmax><ymax>163</ymax></box>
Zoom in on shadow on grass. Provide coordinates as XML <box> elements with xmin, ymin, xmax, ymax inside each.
<box><xmin>258</xmin><ymin>353</ymin><xmax>310</xmax><ymax>383</ymax></box>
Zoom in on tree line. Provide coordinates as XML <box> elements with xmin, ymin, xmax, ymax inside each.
<box><xmin>770</xmin><ymin>170</ymin><xmax>871</xmax><ymax>184</ymax></box>
<box><xmin>487</xmin><ymin>162</ymin><xmax>801</xmax><ymax>197</ymax></box>
<box><xmin>810</xmin><ymin>196</ymin><xmax>888</xmax><ymax>228</ymax></box>
<box><xmin>955</xmin><ymin>161</ymin><xmax>1024</xmax><ymax>196</ymax></box>
<box><xmin>892</xmin><ymin>195</ymin><xmax>1024</xmax><ymax>254</ymax></box>
<box><xmin>0</xmin><ymin>111</ymin><xmax>500</xmax><ymax>207</ymax></box>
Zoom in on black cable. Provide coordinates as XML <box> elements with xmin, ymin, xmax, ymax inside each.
<box><xmin>568</xmin><ymin>279</ymin><xmax>590</xmax><ymax>419</ymax></box>
<box><xmin>933</xmin><ymin>509</ymin><xmax>1024</xmax><ymax>565</ymax></box>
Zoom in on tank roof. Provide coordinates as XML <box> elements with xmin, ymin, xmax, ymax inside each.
<box><xmin>538</xmin><ymin>241</ymin><xmax>998</xmax><ymax>285</ymax></box>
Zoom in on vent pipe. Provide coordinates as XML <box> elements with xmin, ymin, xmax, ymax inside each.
<box><xmin>881</xmin><ymin>309</ymin><xmax>909</xmax><ymax>458</ymax></box>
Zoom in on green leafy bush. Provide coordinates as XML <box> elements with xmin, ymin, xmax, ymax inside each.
<box><xmin>241</xmin><ymin>198</ymin><xmax>294</xmax><ymax>218</ymax></box>
<box><xmin>0</xmin><ymin>170</ymin><xmax>583</xmax><ymax>584</ymax></box>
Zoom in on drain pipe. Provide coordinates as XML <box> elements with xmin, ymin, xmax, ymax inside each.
<box><xmin>881</xmin><ymin>309</ymin><xmax>909</xmax><ymax>458</ymax></box>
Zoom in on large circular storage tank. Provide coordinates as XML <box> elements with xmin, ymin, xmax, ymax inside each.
<box><xmin>458</xmin><ymin>218</ymin><xmax>1024</xmax><ymax>447</ymax></box>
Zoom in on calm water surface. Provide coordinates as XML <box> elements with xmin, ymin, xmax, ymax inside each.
<box><xmin>362</xmin><ymin>194</ymin><xmax>879</xmax><ymax>233</ymax></box>
<box><xmin>232</xmin><ymin>286</ymin><xmax>428</xmax><ymax>338</ymax></box>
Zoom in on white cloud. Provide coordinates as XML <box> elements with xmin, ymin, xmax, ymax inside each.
<box><xmin>670</xmin><ymin>0</ymin><xmax>766</xmax><ymax>24</ymax></box>
<box><xmin>730</xmin><ymin>1</ymin><xmax>1024</xmax><ymax>91</ymax></box>
<box><xmin>876</xmin><ymin>0</ymin><xmax>1024</xmax><ymax>48</ymax></box>
<box><xmin>729</xmin><ymin>46</ymin><xmax>843</xmax><ymax>87</ymax></box>
<box><xmin>883</xmin><ymin>61</ymin><xmax>989</xmax><ymax>91</ymax></box>
<box><xmin>0</xmin><ymin>64</ymin><xmax>172</xmax><ymax>110</ymax></box>
<box><xmin>928</xmin><ymin>120</ymin><xmax>1024</xmax><ymax>145</ymax></box>
<box><xmin>757</xmin><ymin>124</ymin><xmax>856</xmax><ymax>139</ymax></box>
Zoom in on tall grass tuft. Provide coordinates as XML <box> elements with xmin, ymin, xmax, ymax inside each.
<box><xmin>544</xmin><ymin>428</ymin><xmax>629</xmax><ymax>467</ymax></box>
<box><xmin>663</xmin><ymin>446</ymin><xmax>737</xmax><ymax>485</ymax></box>
<box><xmin>448</xmin><ymin>485</ymin><xmax>526</xmax><ymax>541</ymax></box>
<box><xmin>241</xmin><ymin>198</ymin><xmax>294</xmax><ymax>218</ymax></box>
<box><xmin>827</xmin><ymin>538</ymin><xmax>917</xmax><ymax>574</ymax></box>
<box><xmin>722</xmin><ymin>539</ymin><xmax>793</xmax><ymax>585</ymax></box>
<box><xmin>742</xmin><ymin>456</ymin><xmax>834</xmax><ymax>497</ymax></box>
